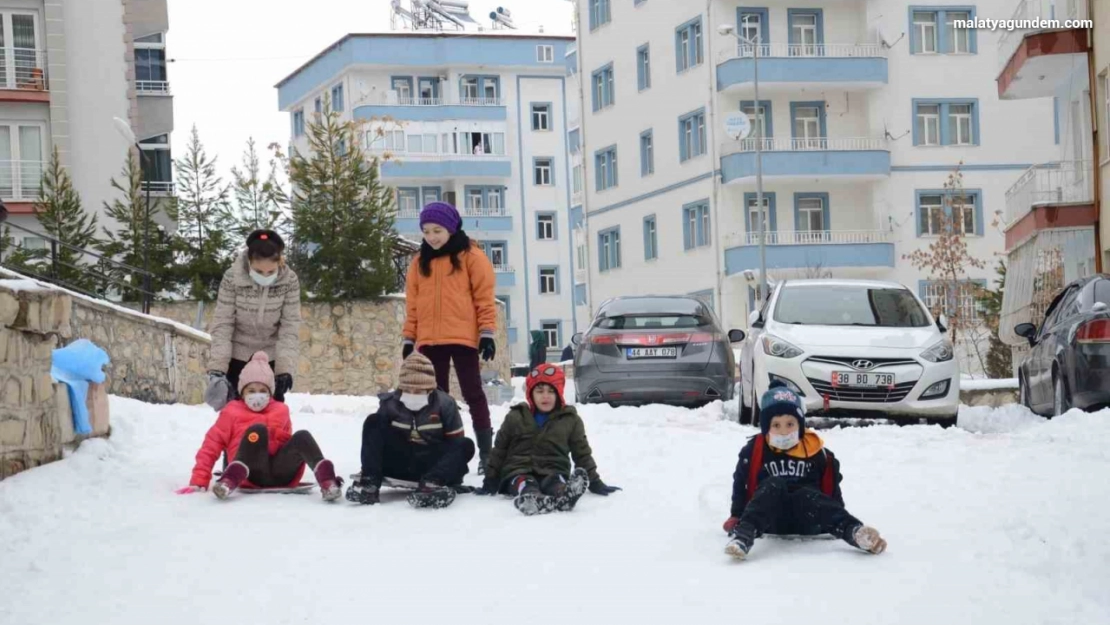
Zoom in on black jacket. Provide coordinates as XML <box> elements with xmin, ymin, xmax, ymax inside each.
<box><xmin>374</xmin><ymin>389</ymin><xmax>466</xmax><ymax>446</ymax></box>
<box><xmin>730</xmin><ymin>432</ymin><xmax>843</xmax><ymax>518</ymax></box>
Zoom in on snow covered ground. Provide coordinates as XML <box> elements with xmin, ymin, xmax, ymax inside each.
<box><xmin>2</xmin><ymin>394</ymin><xmax>1109</xmax><ymax>625</ymax></box>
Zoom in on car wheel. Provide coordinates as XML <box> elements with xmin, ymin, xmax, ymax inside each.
<box><xmin>1018</xmin><ymin>373</ymin><xmax>1030</xmax><ymax>411</ymax></box>
<box><xmin>1052</xmin><ymin>371</ymin><xmax>1070</xmax><ymax>418</ymax></box>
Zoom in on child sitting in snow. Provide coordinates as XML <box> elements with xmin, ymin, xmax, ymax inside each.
<box><xmin>474</xmin><ymin>365</ymin><xmax>621</xmax><ymax>515</ymax></box>
<box><xmin>723</xmin><ymin>381</ymin><xmax>887</xmax><ymax>559</ymax></box>
<box><xmin>178</xmin><ymin>351</ymin><xmax>342</xmax><ymax>502</ymax></box>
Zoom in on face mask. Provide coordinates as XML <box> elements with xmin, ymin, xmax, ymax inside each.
<box><xmin>245</xmin><ymin>392</ymin><xmax>271</xmax><ymax>412</ymax></box>
<box><xmin>250</xmin><ymin>269</ymin><xmax>278</xmax><ymax>287</ymax></box>
<box><xmin>400</xmin><ymin>392</ymin><xmax>430</xmax><ymax>411</ymax></box>
<box><xmin>770</xmin><ymin>432</ymin><xmax>800</xmax><ymax>450</ymax></box>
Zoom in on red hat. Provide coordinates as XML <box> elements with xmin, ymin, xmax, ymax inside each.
<box><xmin>525</xmin><ymin>365</ymin><xmax>566</xmax><ymax>412</ymax></box>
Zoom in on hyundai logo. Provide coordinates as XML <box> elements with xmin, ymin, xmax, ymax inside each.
<box><xmin>851</xmin><ymin>359</ymin><xmax>876</xmax><ymax>371</ymax></box>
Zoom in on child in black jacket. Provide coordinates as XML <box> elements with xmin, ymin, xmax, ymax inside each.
<box><xmin>723</xmin><ymin>381</ymin><xmax>887</xmax><ymax>560</ymax></box>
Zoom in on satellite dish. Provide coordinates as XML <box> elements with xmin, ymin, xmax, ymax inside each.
<box><xmin>724</xmin><ymin>112</ymin><xmax>753</xmax><ymax>140</ymax></box>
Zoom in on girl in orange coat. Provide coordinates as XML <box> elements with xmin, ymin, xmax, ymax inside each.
<box><xmin>402</xmin><ymin>201</ymin><xmax>498</xmax><ymax>474</ymax></box>
<box><xmin>177</xmin><ymin>351</ymin><xmax>342</xmax><ymax>501</ymax></box>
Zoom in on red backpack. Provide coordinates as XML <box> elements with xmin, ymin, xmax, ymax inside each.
<box><xmin>746</xmin><ymin>434</ymin><xmax>835</xmax><ymax>502</ymax></box>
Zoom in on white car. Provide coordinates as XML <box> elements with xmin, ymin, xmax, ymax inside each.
<box><xmin>738</xmin><ymin>279</ymin><xmax>960</xmax><ymax>427</ymax></box>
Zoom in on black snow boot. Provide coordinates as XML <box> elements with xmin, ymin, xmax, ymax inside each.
<box><xmin>725</xmin><ymin>523</ymin><xmax>757</xmax><ymax>560</ymax></box>
<box><xmin>346</xmin><ymin>477</ymin><xmax>380</xmax><ymax>505</ymax></box>
<box><xmin>407</xmin><ymin>480</ymin><xmax>457</xmax><ymax>509</ymax></box>
<box><xmin>476</xmin><ymin>428</ymin><xmax>494</xmax><ymax>475</ymax></box>
<box><xmin>554</xmin><ymin>468</ymin><xmax>590</xmax><ymax>512</ymax></box>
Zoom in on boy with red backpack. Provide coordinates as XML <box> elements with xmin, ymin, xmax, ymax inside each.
<box><xmin>723</xmin><ymin>380</ymin><xmax>887</xmax><ymax>560</ymax></box>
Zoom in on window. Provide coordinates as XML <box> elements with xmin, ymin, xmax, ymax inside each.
<box><xmin>406</xmin><ymin>134</ymin><xmax>439</xmax><ymax>153</ymax></box>
<box><xmin>577</xmin><ymin>243</ymin><xmax>588</xmax><ymax>273</ymax></box>
<box><xmin>533</xmin><ymin>158</ymin><xmax>553</xmax><ymax>186</ymax></box>
<box><xmin>913</xmin><ymin>100</ymin><xmax>979</xmax><ymax>146</ymax></box>
<box><xmin>637</xmin><ymin>44</ymin><xmax>651</xmax><ymax>91</ymax></box>
<box><xmin>598</xmin><ymin>228</ymin><xmax>621</xmax><ymax>272</ymax></box>
<box><xmin>421</xmin><ymin>187</ymin><xmax>441</xmax><ymax>207</ymax></box>
<box><xmin>461</xmin><ymin>76</ymin><xmax>479</xmax><ymax>100</ymax></box>
<box><xmin>531</xmin><ymin>104</ymin><xmax>551</xmax><ymax>131</ymax></box>
<box><xmin>917</xmin><ymin>189</ymin><xmax>981</xmax><ymax>236</ymax></box>
<box><xmin>775</xmin><ymin>285</ymin><xmax>931</xmax><ymax>327</ymax></box>
<box><xmin>640</xmin><ymin>130</ymin><xmax>654</xmax><ymax>176</ymax></box>
<box><xmin>679</xmin><ymin>109</ymin><xmax>707</xmax><ymax>161</ymax></box>
<box><xmin>744</xmin><ymin>193</ymin><xmax>777</xmax><ymax>235</ymax></box>
<box><xmin>134</xmin><ymin>30</ymin><xmax>167</xmax><ymax>92</ymax></box>
<box><xmin>644</xmin><ymin>215</ymin><xmax>658</xmax><ymax>260</ymax></box>
<box><xmin>572</xmin><ymin>164</ymin><xmax>583</xmax><ymax>195</ymax></box>
<box><xmin>795</xmin><ymin>194</ymin><xmax>827</xmax><ymax>232</ymax></box>
<box><xmin>330</xmin><ymin>84</ymin><xmax>344</xmax><ymax>112</ymax></box>
<box><xmin>537</xmin><ymin>214</ymin><xmax>556</xmax><ymax>240</ymax></box>
<box><xmin>683</xmin><ymin>201</ymin><xmax>711</xmax><ymax>250</ymax></box>
<box><xmin>911</xmin><ymin>8</ymin><xmax>978</xmax><ymax>54</ymax></box>
<box><xmin>541</xmin><ymin>322</ymin><xmax>560</xmax><ymax>349</ymax></box>
<box><xmin>397</xmin><ymin>188</ymin><xmax>420</xmax><ymax>214</ymax></box>
<box><xmin>946</xmin><ymin>11</ymin><xmax>971</xmax><ymax>53</ymax></box>
<box><xmin>788</xmin><ymin>10</ymin><xmax>822</xmax><ymax>56</ymax></box>
<box><xmin>496</xmin><ymin>295</ymin><xmax>511</xmax><ymax>323</ymax></box>
<box><xmin>368</xmin><ymin>129</ymin><xmax>405</xmax><ymax>151</ymax></box>
<box><xmin>20</xmin><ymin>236</ymin><xmax>45</xmax><ymax>251</ymax></box>
<box><xmin>459</xmin><ymin>131</ymin><xmax>506</xmax><ymax>155</ymax></box>
<box><xmin>595</xmin><ymin>146</ymin><xmax>618</xmax><ymax>191</ymax></box>
<box><xmin>136</xmin><ymin>133</ymin><xmax>170</xmax><ymax>193</ymax></box>
<box><xmin>675</xmin><ymin>17</ymin><xmax>704</xmax><ymax>73</ymax></box>
<box><xmin>417</xmin><ymin>77</ymin><xmax>439</xmax><ymax>102</ymax></box>
<box><xmin>391</xmin><ymin>76</ymin><xmax>413</xmax><ymax>102</ymax></box>
<box><xmin>738</xmin><ymin>10</ymin><xmax>767</xmax><ymax>55</ymax></box>
<box><xmin>912</xmin><ymin>11</ymin><xmax>938</xmax><ymax>53</ymax></box>
<box><xmin>460</xmin><ymin>75</ymin><xmax>500</xmax><ymax>104</ymax></box>
<box><xmin>791</xmin><ymin>102</ymin><xmax>825</xmax><ymax>149</ymax></box>
<box><xmin>921</xmin><ymin>281</ymin><xmax>984</xmax><ymax>323</ymax></box>
<box><xmin>537</xmin><ymin>45</ymin><xmax>554</xmax><ymax>63</ymax></box>
<box><xmin>484</xmin><ymin>242</ymin><xmax>507</xmax><ymax>268</ymax></box>
<box><xmin>589</xmin><ymin>0</ymin><xmax>611</xmax><ymax>30</ymax></box>
<box><xmin>539</xmin><ymin>267</ymin><xmax>558</xmax><ymax>294</ymax></box>
<box><xmin>314</xmin><ymin>97</ymin><xmax>322</xmax><ymax>115</ymax></box>
<box><xmin>591</xmin><ymin>64</ymin><xmax>614</xmax><ymax>111</ymax></box>
<box><xmin>292</xmin><ymin>110</ymin><xmax>305</xmax><ymax>137</ymax></box>
<box><xmin>464</xmin><ymin>187</ymin><xmax>504</xmax><ymax>214</ymax></box>
<box><xmin>740</xmin><ymin>101</ymin><xmax>772</xmax><ymax>149</ymax></box>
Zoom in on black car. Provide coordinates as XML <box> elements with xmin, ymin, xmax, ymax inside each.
<box><xmin>1015</xmin><ymin>274</ymin><xmax>1110</xmax><ymax>416</ymax></box>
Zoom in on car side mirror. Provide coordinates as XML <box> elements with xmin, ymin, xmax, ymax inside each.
<box><xmin>936</xmin><ymin>314</ymin><xmax>948</xmax><ymax>333</ymax></box>
<box><xmin>748</xmin><ymin>310</ymin><xmax>763</xmax><ymax>328</ymax></box>
<box><xmin>571</xmin><ymin>332</ymin><xmax>583</xmax><ymax>346</ymax></box>
<box><xmin>1014</xmin><ymin>322</ymin><xmax>1037</xmax><ymax>345</ymax></box>
<box><xmin>727</xmin><ymin>329</ymin><xmax>746</xmax><ymax>343</ymax></box>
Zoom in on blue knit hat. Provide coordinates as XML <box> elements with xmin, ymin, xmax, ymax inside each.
<box><xmin>419</xmin><ymin>201</ymin><xmax>461</xmax><ymax>234</ymax></box>
<box><xmin>759</xmin><ymin>380</ymin><xmax>805</xmax><ymax>435</ymax></box>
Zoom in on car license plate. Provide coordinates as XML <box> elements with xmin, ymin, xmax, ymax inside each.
<box><xmin>626</xmin><ymin>347</ymin><xmax>678</xmax><ymax>359</ymax></box>
<box><xmin>832</xmin><ymin>371</ymin><xmax>895</xmax><ymax>387</ymax></box>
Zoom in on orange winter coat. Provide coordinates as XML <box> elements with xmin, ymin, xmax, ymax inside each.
<box><xmin>188</xmin><ymin>399</ymin><xmax>305</xmax><ymax>488</ymax></box>
<box><xmin>403</xmin><ymin>244</ymin><xmax>497</xmax><ymax>349</ymax></box>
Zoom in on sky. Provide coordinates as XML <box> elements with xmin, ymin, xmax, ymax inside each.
<box><xmin>166</xmin><ymin>0</ymin><xmax>574</xmax><ymax>183</ymax></box>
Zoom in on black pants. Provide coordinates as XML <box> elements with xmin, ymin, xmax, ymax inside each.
<box><xmin>359</xmin><ymin>414</ymin><xmax>475</xmax><ymax>486</ymax></box>
<box><xmin>740</xmin><ymin>477</ymin><xmax>862</xmax><ymax>542</ymax></box>
<box><xmin>499</xmin><ymin>473</ymin><xmax>567</xmax><ymax>496</ymax></box>
<box><xmin>232</xmin><ymin>424</ymin><xmax>324</xmax><ymax>487</ymax></box>
<box><xmin>419</xmin><ymin>345</ymin><xmax>491</xmax><ymax>431</ymax></box>
<box><xmin>227</xmin><ymin>358</ymin><xmax>286</xmax><ymax>402</ymax></box>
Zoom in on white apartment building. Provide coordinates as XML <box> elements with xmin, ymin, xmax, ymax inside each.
<box><xmin>276</xmin><ymin>32</ymin><xmax>579</xmax><ymax>364</ymax></box>
<box><xmin>2</xmin><ymin>0</ymin><xmax>175</xmax><ymax>245</ymax></box>
<box><xmin>568</xmin><ymin>0</ymin><xmax>1058</xmax><ymax>355</ymax></box>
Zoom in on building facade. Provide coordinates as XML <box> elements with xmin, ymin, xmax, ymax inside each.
<box><xmin>2</xmin><ymin>0</ymin><xmax>174</xmax><ymax>246</ymax></box>
<box><xmin>569</xmin><ymin>0</ymin><xmax>1058</xmax><ymax>365</ymax></box>
<box><xmin>276</xmin><ymin>33</ymin><xmax>579</xmax><ymax>364</ymax></box>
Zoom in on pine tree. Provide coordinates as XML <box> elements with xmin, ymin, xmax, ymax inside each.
<box><xmin>173</xmin><ymin>125</ymin><xmax>233</xmax><ymax>301</ymax></box>
<box><xmin>287</xmin><ymin>100</ymin><xmax>396</xmax><ymax>301</ymax></box>
<box><xmin>977</xmin><ymin>258</ymin><xmax>1013</xmax><ymax>379</ymax></box>
<box><xmin>0</xmin><ymin>225</ymin><xmax>41</xmax><ymax>271</ymax></box>
<box><xmin>33</xmin><ymin>147</ymin><xmax>99</xmax><ymax>292</ymax></box>
<box><xmin>229</xmin><ymin>138</ymin><xmax>287</xmax><ymax>239</ymax></box>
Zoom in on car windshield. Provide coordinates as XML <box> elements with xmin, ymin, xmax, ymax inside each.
<box><xmin>596</xmin><ymin>314</ymin><xmax>704</xmax><ymax>330</ymax></box>
<box><xmin>773</xmin><ymin>285</ymin><xmax>931</xmax><ymax>327</ymax></box>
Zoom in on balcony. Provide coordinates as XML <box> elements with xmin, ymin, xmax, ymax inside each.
<box><xmin>494</xmin><ymin>264</ymin><xmax>516</xmax><ymax>287</ymax></box>
<box><xmin>1003</xmin><ymin>160</ymin><xmax>1096</xmax><ymax>250</ymax></box>
<box><xmin>375</xmin><ymin>152</ymin><xmax>512</xmax><ymax>179</ymax></box>
<box><xmin>716</xmin><ymin>44</ymin><xmax>887</xmax><ymax>94</ymax></box>
<box><xmin>720</xmin><ymin>137</ymin><xmax>890</xmax><ymax>184</ymax></box>
<box><xmin>141</xmin><ymin>181</ymin><xmax>174</xmax><ymax>196</ymax></box>
<box><xmin>137</xmin><ymin>80</ymin><xmax>171</xmax><ymax>96</ymax></box>
<box><xmin>996</xmin><ymin>0</ymin><xmax>1090</xmax><ymax>100</ymax></box>
<box><xmin>0</xmin><ymin>160</ymin><xmax>44</xmax><ymax>201</ymax></box>
<box><xmin>354</xmin><ymin>95</ymin><xmax>507</xmax><ymax>122</ymax></box>
<box><xmin>0</xmin><ymin>48</ymin><xmax>48</xmax><ymax>102</ymax></box>
<box><xmin>393</xmin><ymin>205</ymin><xmax>513</xmax><ymax>234</ymax></box>
<box><xmin>724</xmin><ymin>229</ymin><xmax>895</xmax><ymax>275</ymax></box>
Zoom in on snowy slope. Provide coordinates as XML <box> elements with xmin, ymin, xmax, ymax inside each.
<box><xmin>1</xmin><ymin>395</ymin><xmax>1109</xmax><ymax>625</ymax></box>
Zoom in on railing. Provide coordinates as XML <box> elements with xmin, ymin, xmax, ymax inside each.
<box><xmin>1004</xmin><ymin>160</ymin><xmax>1093</xmax><ymax>227</ymax></box>
<box><xmin>492</xmin><ymin>264</ymin><xmax>514</xmax><ymax>273</ymax></box>
<box><xmin>461</xmin><ymin>205</ymin><xmax>507</xmax><ymax>217</ymax></box>
<box><xmin>141</xmin><ymin>181</ymin><xmax>174</xmax><ymax>194</ymax></box>
<box><xmin>369</xmin><ymin>94</ymin><xmax>505</xmax><ymax>107</ymax></box>
<box><xmin>0</xmin><ymin>160</ymin><xmax>45</xmax><ymax>201</ymax></box>
<box><xmin>136</xmin><ymin>80</ymin><xmax>171</xmax><ymax>95</ymax></box>
<box><xmin>730</xmin><ymin>42</ymin><xmax>887</xmax><ymax>59</ymax></box>
<box><xmin>0</xmin><ymin>47</ymin><xmax>48</xmax><ymax>91</ymax></box>
<box><xmin>723</xmin><ymin>137</ymin><xmax>889</xmax><ymax>154</ymax></box>
<box><xmin>725</xmin><ymin>229</ymin><xmax>893</xmax><ymax>247</ymax></box>
<box><xmin>367</xmin><ymin>149</ymin><xmax>510</xmax><ymax>161</ymax></box>
<box><xmin>997</xmin><ymin>0</ymin><xmax>1089</xmax><ymax>75</ymax></box>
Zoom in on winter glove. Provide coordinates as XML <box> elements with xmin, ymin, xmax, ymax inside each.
<box><xmin>176</xmin><ymin>485</ymin><xmax>206</xmax><ymax>495</ymax></box>
<box><xmin>204</xmin><ymin>371</ymin><xmax>231</xmax><ymax>411</ymax></box>
<box><xmin>274</xmin><ymin>373</ymin><xmax>293</xmax><ymax>400</ymax></box>
<box><xmin>479</xmin><ymin>337</ymin><xmax>496</xmax><ymax>361</ymax></box>
<box><xmin>588</xmin><ymin>478</ymin><xmax>622</xmax><ymax>496</ymax></box>
<box><xmin>474</xmin><ymin>478</ymin><xmax>500</xmax><ymax>496</ymax></box>
<box><xmin>723</xmin><ymin>516</ymin><xmax>740</xmax><ymax>534</ymax></box>
<box><xmin>402</xmin><ymin>342</ymin><xmax>415</xmax><ymax>360</ymax></box>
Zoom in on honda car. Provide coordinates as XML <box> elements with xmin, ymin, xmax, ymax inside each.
<box><xmin>572</xmin><ymin>296</ymin><xmax>745</xmax><ymax>407</ymax></box>
<box><xmin>738</xmin><ymin>280</ymin><xmax>960</xmax><ymax>426</ymax></box>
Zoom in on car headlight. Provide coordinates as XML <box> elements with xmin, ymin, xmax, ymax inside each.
<box><xmin>920</xmin><ymin>339</ymin><xmax>954</xmax><ymax>363</ymax></box>
<box><xmin>761</xmin><ymin>334</ymin><xmax>803</xmax><ymax>359</ymax></box>
<box><xmin>920</xmin><ymin>379</ymin><xmax>950</xmax><ymax>399</ymax></box>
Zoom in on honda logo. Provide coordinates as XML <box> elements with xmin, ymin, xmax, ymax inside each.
<box><xmin>851</xmin><ymin>359</ymin><xmax>875</xmax><ymax>371</ymax></box>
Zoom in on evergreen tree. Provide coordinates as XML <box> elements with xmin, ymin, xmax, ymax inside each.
<box><xmin>33</xmin><ymin>147</ymin><xmax>99</xmax><ymax>292</ymax></box>
<box><xmin>287</xmin><ymin>100</ymin><xmax>396</xmax><ymax>301</ymax></box>
<box><xmin>978</xmin><ymin>258</ymin><xmax>1013</xmax><ymax>379</ymax></box>
<box><xmin>173</xmin><ymin>125</ymin><xmax>233</xmax><ymax>301</ymax></box>
<box><xmin>0</xmin><ymin>225</ymin><xmax>41</xmax><ymax>271</ymax></box>
<box><xmin>230</xmin><ymin>137</ymin><xmax>287</xmax><ymax>238</ymax></box>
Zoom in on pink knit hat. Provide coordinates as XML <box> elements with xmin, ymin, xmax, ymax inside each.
<box><xmin>238</xmin><ymin>351</ymin><xmax>275</xmax><ymax>394</ymax></box>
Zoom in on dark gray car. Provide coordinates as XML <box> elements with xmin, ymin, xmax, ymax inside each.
<box><xmin>571</xmin><ymin>296</ymin><xmax>745</xmax><ymax>407</ymax></box>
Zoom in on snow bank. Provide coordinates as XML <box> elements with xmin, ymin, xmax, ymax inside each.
<box><xmin>961</xmin><ymin>377</ymin><xmax>1019</xmax><ymax>390</ymax></box>
<box><xmin>0</xmin><ymin>278</ymin><xmax>47</xmax><ymax>292</ymax></box>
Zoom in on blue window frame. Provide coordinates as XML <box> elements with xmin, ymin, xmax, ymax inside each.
<box><xmin>397</xmin><ymin>187</ymin><xmax>421</xmax><ymax>214</ymax></box>
<box><xmin>643</xmin><ymin>215</ymin><xmax>658</xmax><ymax>260</ymax></box>
<box><xmin>480</xmin><ymin>240</ymin><xmax>509</xmax><ymax>268</ymax></box>
<box><xmin>682</xmin><ymin>200</ymin><xmax>711</xmax><ymax>250</ymax></box>
<box><xmin>737</xmin><ymin>8</ymin><xmax>770</xmax><ymax>48</ymax></box>
<box><xmin>912</xmin><ymin>99</ymin><xmax>980</xmax><ymax>146</ymax></box>
<box><xmin>292</xmin><ymin>109</ymin><xmax>305</xmax><ymax>137</ymax></box>
<box><xmin>918</xmin><ymin>279</ymin><xmax>987</xmax><ymax>322</ymax></box>
<box><xmin>675</xmin><ymin>16</ymin><xmax>704</xmax><ymax>73</ymax></box>
<box><xmin>459</xmin><ymin>75</ymin><xmax>500</xmax><ymax>102</ymax></box>
<box><xmin>743</xmin><ymin>192</ymin><xmax>778</xmax><ymax>234</ymax></box>
<box><xmin>574</xmin><ymin>284</ymin><xmax>587</xmax><ymax>306</ymax></box>
<box><xmin>417</xmin><ymin>76</ymin><xmax>440</xmax><ymax>101</ymax></box>
<box><xmin>531</xmin><ymin>102</ymin><xmax>552</xmax><ymax>131</ymax></box>
<box><xmin>331</xmin><ymin>83</ymin><xmax>345</xmax><ymax>112</ymax></box>
<box><xmin>793</xmin><ymin>192</ymin><xmax>830</xmax><ymax>232</ymax></box>
<box><xmin>790</xmin><ymin>101</ymin><xmax>827</xmax><ymax>145</ymax></box>
<box><xmin>787</xmin><ymin>9</ymin><xmax>825</xmax><ymax>51</ymax></box>
<box><xmin>540</xmin><ymin>320</ymin><xmax>563</xmax><ymax>350</ymax></box>
<box><xmin>533</xmin><ymin>157</ymin><xmax>555</xmax><ymax>186</ymax></box>
<box><xmin>591</xmin><ymin>63</ymin><xmax>615</xmax><ymax>111</ymax></box>
<box><xmin>637</xmin><ymin>44</ymin><xmax>651</xmax><ymax>91</ymax></box>
<box><xmin>536</xmin><ymin>212</ymin><xmax>558</xmax><ymax>241</ymax></box>
<box><xmin>909</xmin><ymin>6</ymin><xmax>978</xmax><ymax>55</ymax></box>
<box><xmin>598</xmin><ymin>227</ymin><xmax>621</xmax><ymax>272</ymax></box>
<box><xmin>314</xmin><ymin>96</ymin><xmax>322</xmax><ymax>115</ymax></box>
<box><xmin>539</xmin><ymin>266</ymin><xmax>560</xmax><ymax>295</ymax></box>
<box><xmin>915</xmin><ymin>188</ymin><xmax>984</xmax><ymax>237</ymax></box>
<box><xmin>589</xmin><ymin>0</ymin><xmax>611</xmax><ymax>31</ymax></box>
<box><xmin>463</xmin><ymin>186</ymin><xmax>506</xmax><ymax>213</ymax></box>
<box><xmin>678</xmin><ymin>108</ymin><xmax>707</xmax><ymax>161</ymax></box>
<box><xmin>640</xmin><ymin>129</ymin><xmax>654</xmax><ymax>176</ymax></box>
<box><xmin>595</xmin><ymin>145</ymin><xmax>618</xmax><ymax>191</ymax></box>
<box><xmin>740</xmin><ymin>100</ymin><xmax>773</xmax><ymax>139</ymax></box>
<box><xmin>390</xmin><ymin>76</ymin><xmax>414</xmax><ymax>100</ymax></box>
<box><xmin>421</xmin><ymin>187</ymin><xmax>441</xmax><ymax>207</ymax></box>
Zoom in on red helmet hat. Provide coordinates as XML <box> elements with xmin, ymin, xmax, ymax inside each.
<box><xmin>525</xmin><ymin>365</ymin><xmax>566</xmax><ymax>412</ymax></box>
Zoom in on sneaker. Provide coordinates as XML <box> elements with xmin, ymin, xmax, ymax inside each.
<box><xmin>313</xmin><ymin>460</ymin><xmax>343</xmax><ymax>503</ymax></box>
<box><xmin>852</xmin><ymin>526</ymin><xmax>887</xmax><ymax>554</ymax></box>
<box><xmin>725</xmin><ymin>523</ymin><xmax>756</xmax><ymax>560</ymax></box>
<box><xmin>345</xmin><ymin>479</ymin><xmax>380</xmax><ymax>505</ymax></box>
<box><xmin>213</xmin><ymin>461</ymin><xmax>249</xmax><ymax>500</ymax></box>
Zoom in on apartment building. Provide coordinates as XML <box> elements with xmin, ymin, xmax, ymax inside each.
<box><xmin>2</xmin><ymin>0</ymin><xmax>175</xmax><ymax>247</ymax></box>
<box><xmin>569</xmin><ymin>0</ymin><xmax>1057</xmax><ymax>347</ymax></box>
<box><xmin>276</xmin><ymin>32</ymin><xmax>579</xmax><ymax>364</ymax></box>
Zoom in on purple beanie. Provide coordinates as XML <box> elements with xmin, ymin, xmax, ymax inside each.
<box><xmin>419</xmin><ymin>202</ymin><xmax>461</xmax><ymax>234</ymax></box>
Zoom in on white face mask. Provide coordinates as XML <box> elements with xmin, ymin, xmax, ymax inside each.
<box><xmin>400</xmin><ymin>392</ymin><xmax>430</xmax><ymax>411</ymax></box>
<box><xmin>769</xmin><ymin>431</ymin><xmax>800</xmax><ymax>450</ymax></box>
<box><xmin>250</xmin><ymin>269</ymin><xmax>278</xmax><ymax>287</ymax></box>
<box><xmin>245</xmin><ymin>392</ymin><xmax>271</xmax><ymax>412</ymax></box>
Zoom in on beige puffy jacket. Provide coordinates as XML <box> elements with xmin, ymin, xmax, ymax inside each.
<box><xmin>207</xmin><ymin>251</ymin><xmax>302</xmax><ymax>376</ymax></box>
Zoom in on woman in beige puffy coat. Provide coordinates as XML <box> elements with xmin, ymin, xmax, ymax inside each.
<box><xmin>204</xmin><ymin>230</ymin><xmax>302</xmax><ymax>409</ymax></box>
